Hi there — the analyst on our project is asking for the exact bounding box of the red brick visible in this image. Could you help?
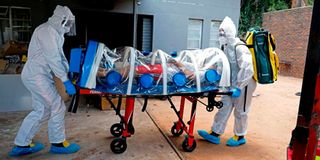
[262,6,312,78]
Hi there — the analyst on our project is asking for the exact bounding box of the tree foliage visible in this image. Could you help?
[239,0,291,35]
[308,0,314,5]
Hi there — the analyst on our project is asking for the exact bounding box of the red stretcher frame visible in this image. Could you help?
[68,88,230,154]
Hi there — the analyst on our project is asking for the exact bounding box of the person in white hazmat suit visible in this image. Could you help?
[9,5,80,156]
[197,16,257,147]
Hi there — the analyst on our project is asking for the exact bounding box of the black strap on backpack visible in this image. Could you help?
[235,42,247,52]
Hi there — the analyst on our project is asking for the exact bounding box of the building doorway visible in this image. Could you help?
[64,10,134,57]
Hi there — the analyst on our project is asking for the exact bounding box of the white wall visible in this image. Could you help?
[111,0,241,52]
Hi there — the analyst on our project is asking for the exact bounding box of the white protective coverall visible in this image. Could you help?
[14,5,75,146]
[211,16,257,136]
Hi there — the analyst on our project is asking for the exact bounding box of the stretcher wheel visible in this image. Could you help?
[110,123,123,137]
[171,122,183,137]
[216,101,223,109]
[182,137,197,152]
[110,138,127,154]
[206,106,214,112]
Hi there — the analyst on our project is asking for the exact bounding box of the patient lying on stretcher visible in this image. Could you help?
[95,46,226,90]
[79,42,229,94]
[96,62,202,80]
[96,56,220,89]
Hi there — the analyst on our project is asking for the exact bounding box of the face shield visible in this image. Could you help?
[218,29,228,47]
[62,16,76,36]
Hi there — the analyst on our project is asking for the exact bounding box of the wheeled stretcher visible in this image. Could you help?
[67,40,235,153]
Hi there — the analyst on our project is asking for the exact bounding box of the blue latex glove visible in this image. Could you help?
[63,80,76,95]
[231,88,241,98]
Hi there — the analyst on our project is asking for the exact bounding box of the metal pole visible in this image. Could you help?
[9,7,12,40]
[132,0,138,48]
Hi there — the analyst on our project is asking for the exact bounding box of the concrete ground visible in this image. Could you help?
[0,104,180,160]
[0,75,302,160]
[147,75,302,160]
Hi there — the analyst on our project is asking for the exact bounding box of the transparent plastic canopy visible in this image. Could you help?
[73,40,231,95]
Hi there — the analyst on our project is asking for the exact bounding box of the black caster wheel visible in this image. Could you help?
[216,101,223,109]
[171,122,183,137]
[110,123,124,137]
[182,137,197,152]
[206,106,214,112]
[110,138,127,154]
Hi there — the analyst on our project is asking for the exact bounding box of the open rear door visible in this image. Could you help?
[288,1,320,160]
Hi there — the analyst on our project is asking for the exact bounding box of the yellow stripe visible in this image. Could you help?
[63,140,70,147]
[245,32,258,81]
[233,135,239,141]
[267,34,277,81]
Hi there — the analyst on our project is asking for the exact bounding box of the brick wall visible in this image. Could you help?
[262,6,312,78]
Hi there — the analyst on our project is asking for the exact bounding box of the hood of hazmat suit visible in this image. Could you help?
[48,5,76,36]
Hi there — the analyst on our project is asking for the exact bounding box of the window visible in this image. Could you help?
[0,6,32,45]
[137,15,153,52]
[209,20,222,48]
[187,19,203,49]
